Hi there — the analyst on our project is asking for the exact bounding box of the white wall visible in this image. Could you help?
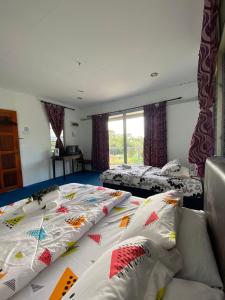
[64,108,81,148]
[80,83,199,166]
[167,100,199,165]
[0,87,81,186]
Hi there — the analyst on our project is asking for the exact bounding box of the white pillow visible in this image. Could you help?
[64,236,182,300]
[176,207,223,288]
[161,160,181,176]
[120,191,181,249]
[122,164,131,169]
[169,166,190,178]
[163,278,224,300]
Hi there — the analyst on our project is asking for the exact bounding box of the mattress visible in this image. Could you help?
[0,185,143,300]
[101,165,203,198]
[101,165,151,186]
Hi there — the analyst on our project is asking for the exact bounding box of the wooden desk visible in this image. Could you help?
[51,154,81,180]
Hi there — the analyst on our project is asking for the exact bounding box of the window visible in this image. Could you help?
[49,123,64,152]
[108,110,144,165]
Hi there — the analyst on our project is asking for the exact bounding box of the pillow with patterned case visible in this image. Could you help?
[64,236,182,300]
[161,160,181,176]
[119,190,182,250]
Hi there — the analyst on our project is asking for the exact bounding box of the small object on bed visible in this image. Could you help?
[31,185,59,204]
[22,186,61,213]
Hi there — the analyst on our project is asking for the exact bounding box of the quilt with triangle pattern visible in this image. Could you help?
[0,183,131,300]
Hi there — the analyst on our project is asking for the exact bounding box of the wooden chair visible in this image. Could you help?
[77,152,92,171]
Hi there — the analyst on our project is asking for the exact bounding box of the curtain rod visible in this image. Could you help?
[40,100,76,111]
[81,96,183,120]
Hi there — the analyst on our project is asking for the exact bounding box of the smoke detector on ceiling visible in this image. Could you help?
[150,72,159,77]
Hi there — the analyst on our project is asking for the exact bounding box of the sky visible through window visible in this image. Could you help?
[109,117,144,137]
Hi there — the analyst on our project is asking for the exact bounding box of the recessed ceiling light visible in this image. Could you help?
[150,72,159,77]
[76,60,82,66]
[77,97,83,100]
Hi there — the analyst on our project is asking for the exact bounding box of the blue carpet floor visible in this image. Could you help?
[0,171,101,207]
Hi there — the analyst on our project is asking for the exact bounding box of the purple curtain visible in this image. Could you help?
[188,0,219,177]
[144,102,167,167]
[92,113,109,171]
[44,103,65,153]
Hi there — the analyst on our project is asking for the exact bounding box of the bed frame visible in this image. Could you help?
[103,182,204,210]
[205,156,225,286]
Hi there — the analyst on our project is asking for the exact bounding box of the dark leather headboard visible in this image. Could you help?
[205,157,225,286]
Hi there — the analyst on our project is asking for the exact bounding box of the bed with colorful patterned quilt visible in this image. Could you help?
[0,182,223,300]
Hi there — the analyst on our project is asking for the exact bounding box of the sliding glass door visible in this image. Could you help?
[108,110,144,166]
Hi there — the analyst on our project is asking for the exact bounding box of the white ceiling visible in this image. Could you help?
[0,0,203,108]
